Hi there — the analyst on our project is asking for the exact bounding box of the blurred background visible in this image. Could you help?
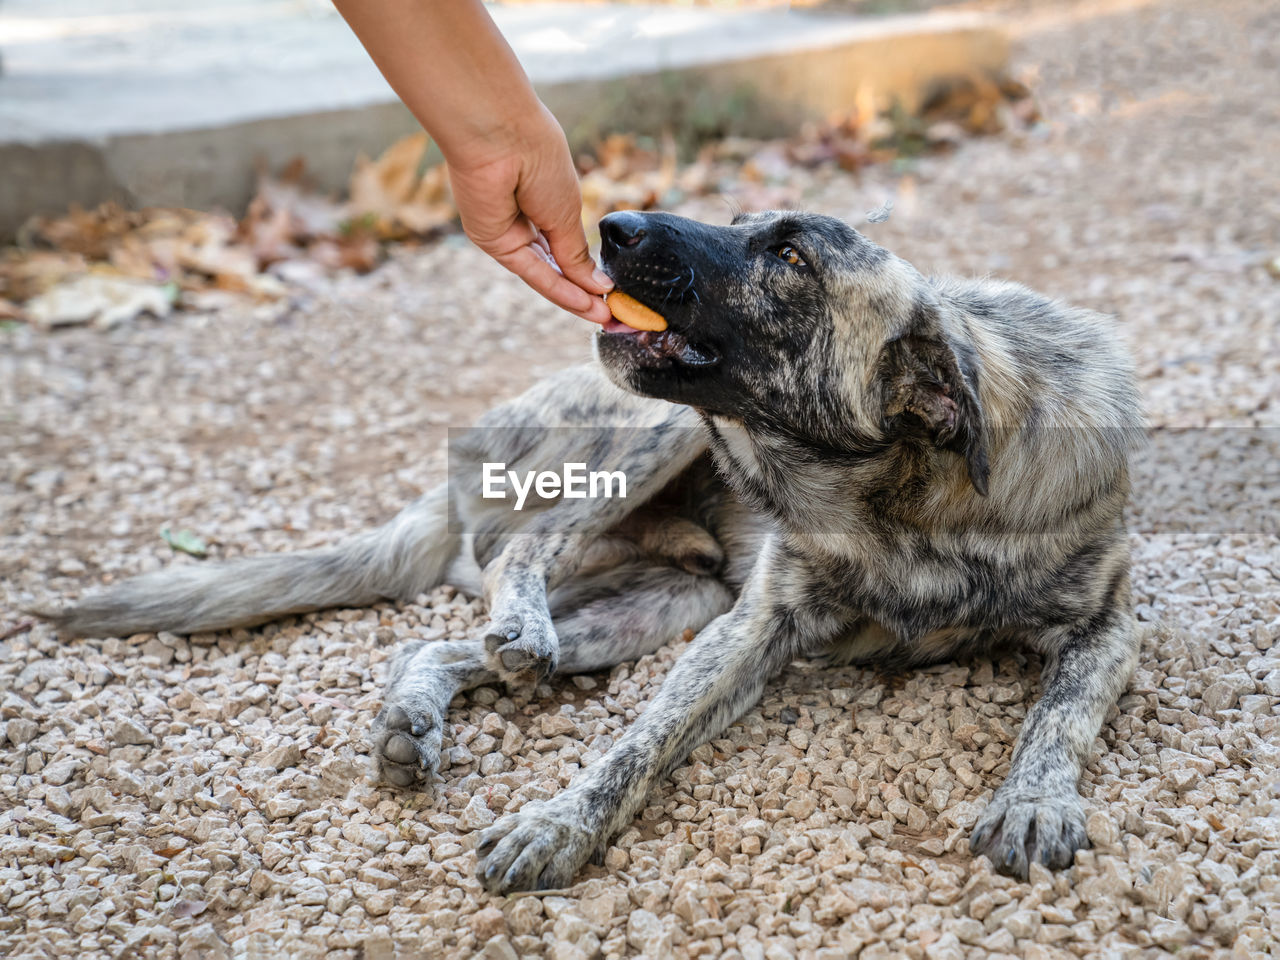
[0,0,1025,295]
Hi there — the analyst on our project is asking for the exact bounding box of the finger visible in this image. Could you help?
[528,226,611,323]
[493,242,610,324]
[508,134,613,297]
[542,217,613,298]
[465,210,609,323]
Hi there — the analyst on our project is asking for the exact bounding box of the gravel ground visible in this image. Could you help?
[3,0,1279,957]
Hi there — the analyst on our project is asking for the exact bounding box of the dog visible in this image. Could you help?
[46,209,1143,891]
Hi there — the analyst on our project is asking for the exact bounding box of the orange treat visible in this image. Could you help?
[605,291,667,332]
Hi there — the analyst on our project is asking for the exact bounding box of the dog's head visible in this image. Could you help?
[595,210,989,494]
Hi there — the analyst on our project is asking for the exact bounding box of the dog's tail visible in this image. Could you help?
[39,486,458,637]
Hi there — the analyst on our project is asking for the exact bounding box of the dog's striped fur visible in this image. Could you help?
[47,210,1142,890]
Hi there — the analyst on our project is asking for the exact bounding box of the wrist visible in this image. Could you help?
[439,98,562,171]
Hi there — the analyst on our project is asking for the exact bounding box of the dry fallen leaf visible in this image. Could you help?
[160,527,208,558]
[177,216,259,285]
[25,274,177,329]
[0,299,26,323]
[0,249,88,302]
[18,203,145,259]
[348,133,456,240]
[308,232,381,274]
[579,131,680,229]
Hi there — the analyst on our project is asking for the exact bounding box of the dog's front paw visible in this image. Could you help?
[482,605,559,681]
[970,790,1089,879]
[474,800,597,894]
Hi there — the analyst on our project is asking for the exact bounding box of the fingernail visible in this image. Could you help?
[592,268,614,290]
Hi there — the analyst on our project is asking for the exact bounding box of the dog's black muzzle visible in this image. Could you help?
[596,211,721,372]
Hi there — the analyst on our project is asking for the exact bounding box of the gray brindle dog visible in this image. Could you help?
[48,210,1142,890]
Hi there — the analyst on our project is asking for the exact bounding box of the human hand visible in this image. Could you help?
[447,103,613,325]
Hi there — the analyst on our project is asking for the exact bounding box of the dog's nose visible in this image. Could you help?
[600,210,649,254]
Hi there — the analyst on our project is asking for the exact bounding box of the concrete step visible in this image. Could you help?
[0,1,1008,237]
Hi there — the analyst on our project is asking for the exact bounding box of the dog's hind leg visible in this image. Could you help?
[370,637,497,787]
[969,583,1139,879]
[549,562,735,671]
[371,563,733,787]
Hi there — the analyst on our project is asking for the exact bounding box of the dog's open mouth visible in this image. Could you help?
[601,321,719,367]
[595,212,720,372]
[600,286,717,367]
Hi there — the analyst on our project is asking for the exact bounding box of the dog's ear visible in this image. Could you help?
[881,318,990,495]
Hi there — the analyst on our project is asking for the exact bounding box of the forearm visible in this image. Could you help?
[333,0,612,323]
[332,0,541,164]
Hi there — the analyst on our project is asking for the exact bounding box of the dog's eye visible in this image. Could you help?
[774,245,807,267]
